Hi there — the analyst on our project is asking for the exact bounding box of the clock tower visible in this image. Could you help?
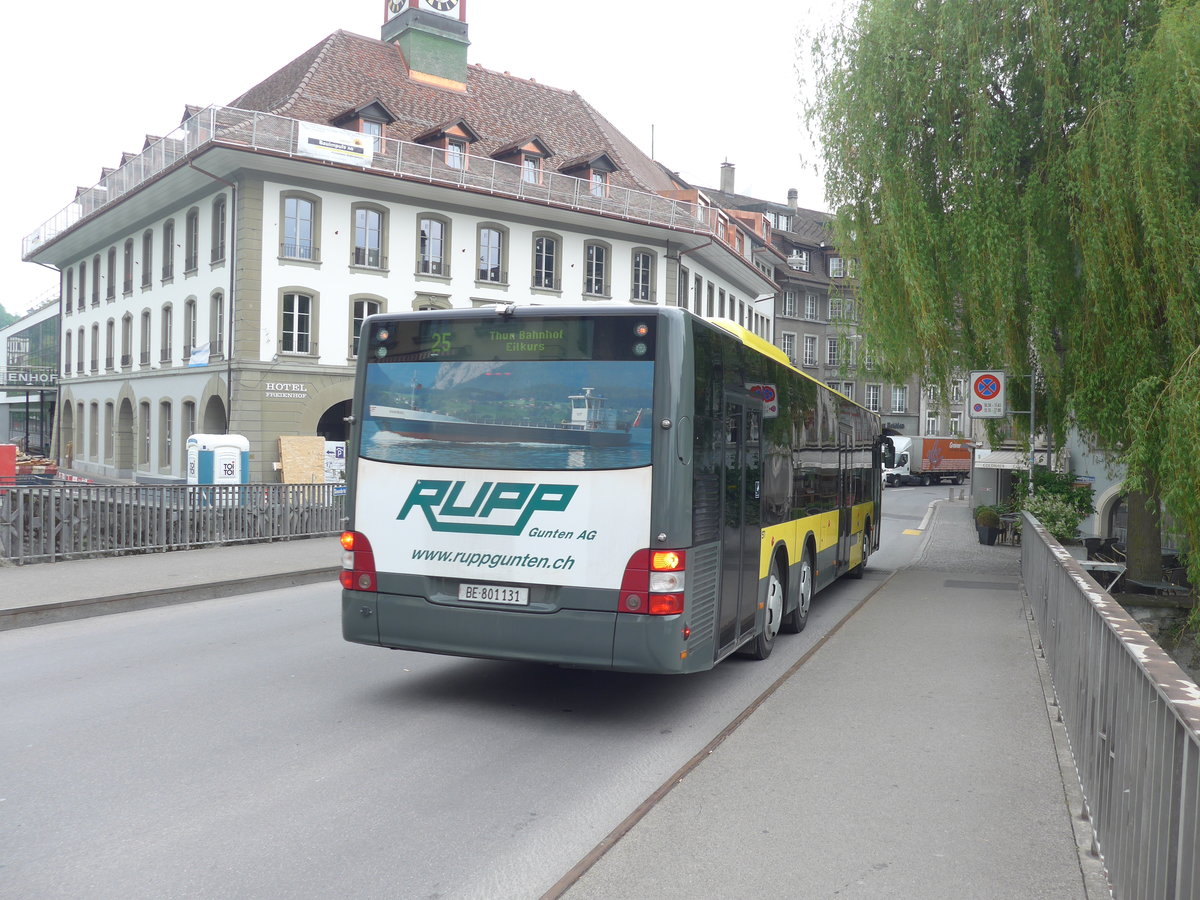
[382,0,470,90]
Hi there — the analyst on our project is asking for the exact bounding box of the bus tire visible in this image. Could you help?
[748,555,785,659]
[783,551,812,634]
[849,526,870,579]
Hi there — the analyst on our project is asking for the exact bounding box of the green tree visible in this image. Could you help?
[806,0,1200,590]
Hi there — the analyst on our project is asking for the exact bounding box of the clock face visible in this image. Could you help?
[422,0,459,12]
[388,0,405,13]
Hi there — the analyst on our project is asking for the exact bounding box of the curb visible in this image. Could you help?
[0,567,340,631]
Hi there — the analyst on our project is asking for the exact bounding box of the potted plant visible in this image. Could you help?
[975,505,1001,545]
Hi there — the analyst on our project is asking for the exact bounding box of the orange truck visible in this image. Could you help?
[883,436,973,486]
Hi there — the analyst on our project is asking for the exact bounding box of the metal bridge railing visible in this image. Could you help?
[0,483,344,565]
[1021,511,1199,899]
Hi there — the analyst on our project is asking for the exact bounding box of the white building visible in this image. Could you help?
[23,1,775,482]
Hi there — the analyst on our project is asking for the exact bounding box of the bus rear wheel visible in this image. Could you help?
[783,552,812,634]
[748,556,785,659]
[849,528,870,579]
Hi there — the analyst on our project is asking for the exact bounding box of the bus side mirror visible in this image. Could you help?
[881,438,896,468]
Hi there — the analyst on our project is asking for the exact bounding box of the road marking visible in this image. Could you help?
[903,529,923,535]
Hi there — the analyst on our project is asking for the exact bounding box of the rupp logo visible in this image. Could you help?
[398,479,577,535]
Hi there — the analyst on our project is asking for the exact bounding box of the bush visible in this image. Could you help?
[974,505,1001,528]
[1024,492,1086,543]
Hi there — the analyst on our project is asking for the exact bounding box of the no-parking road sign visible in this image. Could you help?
[969,370,1007,418]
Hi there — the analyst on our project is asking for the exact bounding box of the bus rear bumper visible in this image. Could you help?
[342,590,697,673]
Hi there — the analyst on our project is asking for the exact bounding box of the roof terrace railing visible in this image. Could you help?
[24,106,722,259]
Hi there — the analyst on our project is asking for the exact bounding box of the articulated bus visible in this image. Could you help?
[341,304,888,674]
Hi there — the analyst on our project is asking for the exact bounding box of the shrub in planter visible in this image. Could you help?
[975,505,1001,544]
[1023,492,1086,543]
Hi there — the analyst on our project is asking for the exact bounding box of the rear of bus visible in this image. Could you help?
[341,306,691,673]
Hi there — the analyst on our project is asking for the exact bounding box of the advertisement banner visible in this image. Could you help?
[353,458,652,589]
[296,122,374,168]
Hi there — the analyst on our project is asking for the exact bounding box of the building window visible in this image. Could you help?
[139,311,151,366]
[706,282,715,317]
[105,319,115,370]
[162,220,175,280]
[106,248,117,300]
[210,292,225,360]
[185,208,199,272]
[951,379,965,403]
[90,324,99,372]
[803,294,818,320]
[802,334,817,367]
[446,138,467,170]
[892,385,908,414]
[91,255,101,305]
[104,402,114,461]
[89,403,99,460]
[64,330,72,375]
[926,413,939,434]
[281,292,313,355]
[78,261,88,311]
[139,401,151,466]
[522,157,542,184]
[351,298,382,357]
[64,269,74,314]
[692,274,703,315]
[282,194,318,261]
[159,402,173,470]
[160,304,173,363]
[829,256,845,278]
[584,241,610,296]
[141,231,153,288]
[417,215,449,276]
[830,297,843,321]
[631,249,655,302]
[782,290,797,318]
[477,225,506,283]
[182,401,196,465]
[826,336,839,367]
[353,205,385,268]
[780,332,797,364]
[533,233,560,290]
[788,249,809,271]
[121,315,133,367]
[183,299,197,359]
[590,171,608,198]
[123,240,134,293]
[76,327,85,373]
[949,413,962,435]
[211,196,227,263]
[866,383,882,412]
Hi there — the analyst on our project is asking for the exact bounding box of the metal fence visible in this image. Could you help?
[1021,511,1200,899]
[0,483,344,565]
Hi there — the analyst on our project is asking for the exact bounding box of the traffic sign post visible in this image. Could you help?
[968,370,1006,418]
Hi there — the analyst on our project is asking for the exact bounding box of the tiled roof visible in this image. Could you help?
[226,29,679,195]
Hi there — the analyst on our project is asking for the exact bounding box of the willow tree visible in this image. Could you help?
[806,0,1200,588]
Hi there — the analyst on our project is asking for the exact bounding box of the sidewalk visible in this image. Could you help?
[0,536,341,630]
[558,499,1110,899]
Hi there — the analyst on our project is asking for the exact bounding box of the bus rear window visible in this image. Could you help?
[360,315,654,470]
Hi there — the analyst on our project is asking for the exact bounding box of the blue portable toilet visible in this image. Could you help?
[187,433,250,504]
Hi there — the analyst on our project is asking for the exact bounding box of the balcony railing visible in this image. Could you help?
[24,106,724,259]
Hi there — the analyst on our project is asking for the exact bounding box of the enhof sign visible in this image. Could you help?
[968,370,1006,419]
[3,367,58,388]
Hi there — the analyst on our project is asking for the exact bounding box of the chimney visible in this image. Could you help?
[720,161,735,194]
[787,188,798,210]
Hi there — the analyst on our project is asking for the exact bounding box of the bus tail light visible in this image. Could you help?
[619,548,686,615]
[340,531,377,592]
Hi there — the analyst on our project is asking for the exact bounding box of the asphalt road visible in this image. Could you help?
[0,487,943,899]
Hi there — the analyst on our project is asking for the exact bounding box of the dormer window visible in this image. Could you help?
[333,100,397,155]
[590,171,608,198]
[361,120,383,153]
[447,139,467,170]
[522,157,543,184]
[788,250,810,272]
